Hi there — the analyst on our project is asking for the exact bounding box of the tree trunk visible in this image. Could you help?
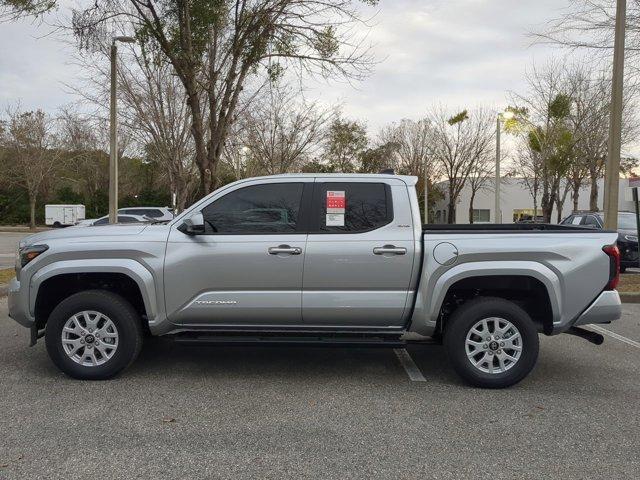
[468,191,476,224]
[556,199,563,223]
[184,81,210,195]
[29,195,36,230]
[589,173,599,211]
[447,200,456,224]
[572,183,580,212]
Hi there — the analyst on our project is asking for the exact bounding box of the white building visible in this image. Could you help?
[432,177,638,224]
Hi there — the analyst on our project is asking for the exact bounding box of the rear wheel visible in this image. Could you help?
[45,290,143,380]
[444,297,539,388]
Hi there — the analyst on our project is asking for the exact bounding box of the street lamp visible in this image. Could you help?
[109,35,136,224]
[494,110,514,224]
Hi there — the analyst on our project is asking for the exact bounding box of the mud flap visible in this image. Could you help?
[30,325,44,347]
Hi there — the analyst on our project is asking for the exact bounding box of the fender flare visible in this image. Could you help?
[411,261,561,335]
[29,259,158,323]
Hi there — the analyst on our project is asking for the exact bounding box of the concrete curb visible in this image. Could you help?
[620,292,640,303]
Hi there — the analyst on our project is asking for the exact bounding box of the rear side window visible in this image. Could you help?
[584,215,600,227]
[201,183,304,234]
[314,182,392,233]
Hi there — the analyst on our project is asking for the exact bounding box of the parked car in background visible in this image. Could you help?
[118,206,174,222]
[45,204,85,227]
[74,214,149,227]
[560,211,639,272]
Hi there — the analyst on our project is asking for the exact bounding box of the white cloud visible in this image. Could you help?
[0,0,585,133]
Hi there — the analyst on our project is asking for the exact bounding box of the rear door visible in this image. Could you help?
[63,207,74,225]
[302,179,416,327]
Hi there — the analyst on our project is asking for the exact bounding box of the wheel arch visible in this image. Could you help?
[410,261,561,336]
[31,260,157,329]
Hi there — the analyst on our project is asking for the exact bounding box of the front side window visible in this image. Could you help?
[201,183,304,234]
[315,182,391,233]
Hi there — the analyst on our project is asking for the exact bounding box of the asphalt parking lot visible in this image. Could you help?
[0,299,639,479]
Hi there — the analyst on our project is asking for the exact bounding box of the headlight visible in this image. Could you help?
[624,234,638,242]
[17,244,49,269]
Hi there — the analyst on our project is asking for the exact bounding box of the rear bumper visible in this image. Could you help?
[572,290,622,328]
[7,277,34,329]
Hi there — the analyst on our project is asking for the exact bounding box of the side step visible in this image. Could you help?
[173,334,407,348]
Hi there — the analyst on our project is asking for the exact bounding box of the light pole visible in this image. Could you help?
[603,0,627,230]
[495,110,514,224]
[109,35,136,224]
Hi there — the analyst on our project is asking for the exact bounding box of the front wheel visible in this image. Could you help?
[45,290,143,380]
[444,297,539,388]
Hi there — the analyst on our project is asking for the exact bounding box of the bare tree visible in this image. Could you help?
[467,155,494,224]
[0,108,60,229]
[378,118,439,220]
[510,62,579,223]
[427,107,495,224]
[4,0,380,194]
[510,146,543,218]
[118,49,198,212]
[242,84,333,175]
[533,1,640,77]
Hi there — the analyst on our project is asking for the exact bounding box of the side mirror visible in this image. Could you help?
[178,212,205,235]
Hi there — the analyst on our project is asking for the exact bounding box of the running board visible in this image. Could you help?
[172,334,407,348]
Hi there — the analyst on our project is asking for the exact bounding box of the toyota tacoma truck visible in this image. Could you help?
[7,174,622,388]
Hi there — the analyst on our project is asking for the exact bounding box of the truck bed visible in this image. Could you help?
[423,223,611,233]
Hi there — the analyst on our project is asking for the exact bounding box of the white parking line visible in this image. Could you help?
[394,348,426,382]
[589,325,640,350]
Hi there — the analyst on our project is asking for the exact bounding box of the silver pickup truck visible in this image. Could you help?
[8,173,622,388]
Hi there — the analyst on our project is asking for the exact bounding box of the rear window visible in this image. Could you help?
[314,182,392,233]
[121,208,164,218]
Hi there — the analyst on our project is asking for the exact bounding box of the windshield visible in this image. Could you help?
[599,213,639,229]
[618,214,638,230]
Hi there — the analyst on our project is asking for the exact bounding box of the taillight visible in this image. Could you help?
[602,244,620,290]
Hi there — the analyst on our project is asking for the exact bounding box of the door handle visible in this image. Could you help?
[268,245,302,255]
[373,245,407,255]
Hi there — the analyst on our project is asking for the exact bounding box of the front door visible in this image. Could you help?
[302,180,416,328]
[164,179,312,327]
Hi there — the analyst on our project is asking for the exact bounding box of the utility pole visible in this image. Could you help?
[108,36,136,224]
[603,0,627,230]
[494,115,501,224]
[108,42,118,224]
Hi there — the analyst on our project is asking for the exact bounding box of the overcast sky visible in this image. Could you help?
[0,0,580,133]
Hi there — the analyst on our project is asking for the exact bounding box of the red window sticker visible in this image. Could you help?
[327,191,345,213]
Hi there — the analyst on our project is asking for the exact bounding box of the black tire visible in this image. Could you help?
[620,266,627,274]
[444,297,539,388]
[45,290,143,380]
[53,221,61,228]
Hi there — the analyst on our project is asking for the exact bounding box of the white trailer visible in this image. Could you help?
[45,204,86,227]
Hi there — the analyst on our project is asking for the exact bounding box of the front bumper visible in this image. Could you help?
[7,277,34,329]
[573,290,622,327]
